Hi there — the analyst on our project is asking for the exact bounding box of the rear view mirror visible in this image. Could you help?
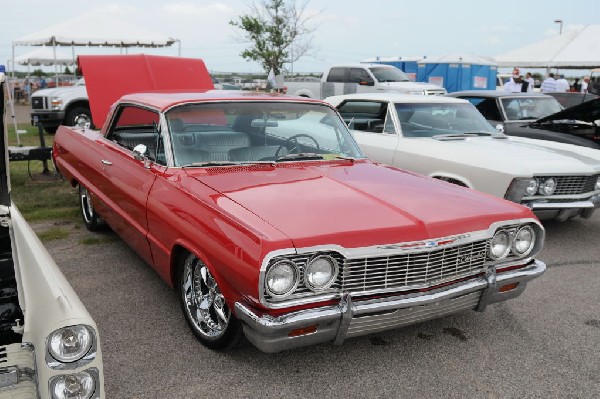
[495,124,505,133]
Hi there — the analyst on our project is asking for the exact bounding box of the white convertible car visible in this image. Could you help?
[325,93,600,221]
[1,74,104,398]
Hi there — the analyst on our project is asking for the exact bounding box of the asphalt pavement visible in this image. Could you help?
[39,212,600,398]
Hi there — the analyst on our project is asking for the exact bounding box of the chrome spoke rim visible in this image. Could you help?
[182,254,230,340]
[80,187,93,223]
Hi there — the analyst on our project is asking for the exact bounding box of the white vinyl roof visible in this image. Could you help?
[12,10,177,47]
[15,47,75,66]
[494,25,600,68]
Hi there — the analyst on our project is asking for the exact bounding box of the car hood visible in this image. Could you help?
[182,160,531,249]
[534,97,600,123]
[410,135,600,174]
[30,84,87,98]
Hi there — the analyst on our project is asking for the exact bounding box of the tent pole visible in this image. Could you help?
[52,37,58,80]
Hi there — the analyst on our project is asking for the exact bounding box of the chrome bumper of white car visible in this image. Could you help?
[235,260,546,353]
[525,194,600,221]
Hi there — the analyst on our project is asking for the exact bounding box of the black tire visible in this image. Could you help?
[177,252,242,350]
[66,106,94,129]
[79,185,106,231]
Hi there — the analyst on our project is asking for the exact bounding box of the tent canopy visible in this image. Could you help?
[15,47,75,66]
[494,25,600,69]
[12,10,177,47]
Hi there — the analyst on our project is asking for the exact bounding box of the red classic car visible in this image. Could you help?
[53,55,546,353]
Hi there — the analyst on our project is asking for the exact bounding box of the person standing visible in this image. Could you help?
[540,73,558,93]
[524,72,535,92]
[555,74,570,92]
[504,68,524,92]
[581,76,590,93]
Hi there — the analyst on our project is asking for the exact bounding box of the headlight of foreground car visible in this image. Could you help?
[595,176,600,191]
[304,255,339,291]
[49,369,98,399]
[48,325,94,364]
[538,177,557,195]
[489,224,538,260]
[265,260,299,298]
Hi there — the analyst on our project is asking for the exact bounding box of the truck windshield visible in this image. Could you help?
[369,67,412,83]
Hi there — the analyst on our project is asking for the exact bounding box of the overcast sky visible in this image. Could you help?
[1,0,599,74]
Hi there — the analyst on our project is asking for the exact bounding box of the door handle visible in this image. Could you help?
[101,160,113,166]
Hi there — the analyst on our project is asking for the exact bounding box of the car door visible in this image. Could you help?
[337,100,399,165]
[94,104,166,266]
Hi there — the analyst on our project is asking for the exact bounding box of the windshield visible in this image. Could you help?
[500,97,562,121]
[369,67,411,82]
[395,102,497,137]
[166,102,364,166]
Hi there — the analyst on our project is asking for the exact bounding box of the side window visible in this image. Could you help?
[107,106,165,165]
[337,101,386,133]
[464,97,502,121]
[326,68,347,83]
[348,68,373,84]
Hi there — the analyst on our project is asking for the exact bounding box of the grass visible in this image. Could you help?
[37,228,70,242]
[8,124,79,222]
[79,236,117,245]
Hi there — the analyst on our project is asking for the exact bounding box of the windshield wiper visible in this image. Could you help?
[433,132,493,140]
[184,161,240,167]
[276,153,325,162]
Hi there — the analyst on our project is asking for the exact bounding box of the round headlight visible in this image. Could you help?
[50,371,96,399]
[595,176,600,191]
[512,225,536,257]
[490,230,511,259]
[266,260,299,297]
[538,177,557,195]
[525,178,539,196]
[305,255,339,291]
[48,326,93,363]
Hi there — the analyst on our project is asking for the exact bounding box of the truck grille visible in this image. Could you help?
[31,97,45,110]
[424,89,446,96]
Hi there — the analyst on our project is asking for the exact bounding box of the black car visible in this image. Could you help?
[547,92,598,109]
[448,90,600,149]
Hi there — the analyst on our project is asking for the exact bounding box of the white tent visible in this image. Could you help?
[11,10,180,75]
[15,47,74,66]
[494,25,600,69]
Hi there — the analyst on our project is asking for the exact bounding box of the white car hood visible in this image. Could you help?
[407,136,600,175]
[31,84,87,98]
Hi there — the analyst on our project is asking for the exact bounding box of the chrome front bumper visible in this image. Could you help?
[524,193,600,221]
[235,260,546,353]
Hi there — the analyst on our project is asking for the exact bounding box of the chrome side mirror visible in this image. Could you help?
[594,119,600,127]
[132,144,147,161]
[495,123,505,134]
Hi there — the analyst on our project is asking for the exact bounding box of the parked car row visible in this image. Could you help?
[51,55,549,356]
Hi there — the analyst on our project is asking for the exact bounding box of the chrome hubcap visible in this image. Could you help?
[80,187,94,223]
[182,254,230,340]
[73,114,91,129]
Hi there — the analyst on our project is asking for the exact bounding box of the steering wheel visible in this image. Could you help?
[275,134,320,158]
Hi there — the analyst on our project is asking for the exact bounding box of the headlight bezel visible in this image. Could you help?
[488,223,542,262]
[46,325,97,370]
[304,255,339,292]
[265,259,300,299]
[525,178,539,196]
[512,225,536,257]
[538,177,557,196]
[489,230,512,260]
[49,368,99,399]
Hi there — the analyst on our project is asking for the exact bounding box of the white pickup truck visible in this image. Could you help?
[285,64,446,99]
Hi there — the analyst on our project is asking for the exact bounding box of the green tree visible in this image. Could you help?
[230,0,317,75]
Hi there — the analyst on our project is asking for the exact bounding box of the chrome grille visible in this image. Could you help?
[341,240,488,292]
[551,175,599,195]
[424,89,446,96]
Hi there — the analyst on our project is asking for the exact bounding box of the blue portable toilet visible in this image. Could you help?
[362,56,424,81]
[416,54,497,92]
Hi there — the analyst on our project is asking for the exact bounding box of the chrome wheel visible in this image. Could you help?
[181,254,231,340]
[78,185,105,231]
[73,113,92,129]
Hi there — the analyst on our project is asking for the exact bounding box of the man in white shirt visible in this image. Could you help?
[524,72,535,92]
[504,68,525,93]
[540,73,558,93]
[555,74,570,92]
[581,76,590,93]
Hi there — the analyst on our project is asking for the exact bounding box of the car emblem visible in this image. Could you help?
[377,234,470,251]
